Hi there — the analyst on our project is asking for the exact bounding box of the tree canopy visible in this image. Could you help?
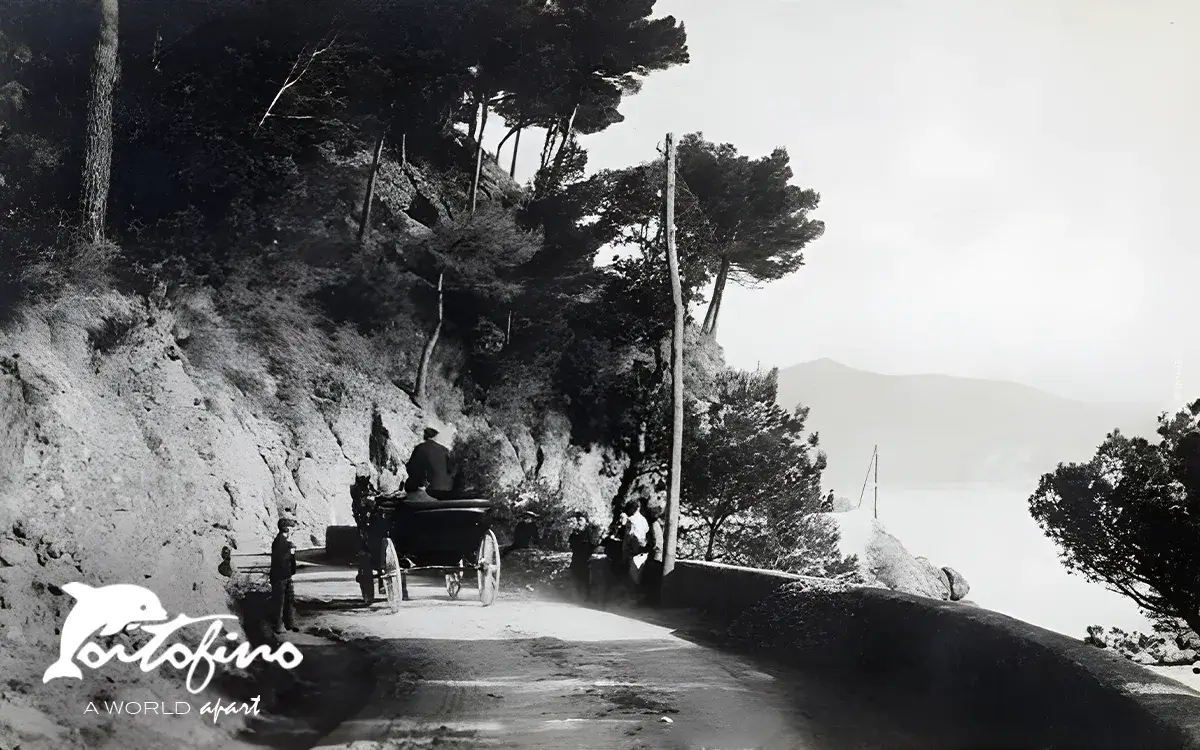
[1029,400,1200,635]
[679,368,853,576]
[0,0,844,580]
[670,134,826,335]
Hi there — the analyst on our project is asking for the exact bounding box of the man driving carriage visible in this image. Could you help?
[347,428,504,609]
[351,425,459,583]
[405,427,458,499]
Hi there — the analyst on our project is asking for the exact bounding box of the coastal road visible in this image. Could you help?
[275,564,947,750]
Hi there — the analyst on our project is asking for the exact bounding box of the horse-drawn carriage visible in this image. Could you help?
[355,491,502,613]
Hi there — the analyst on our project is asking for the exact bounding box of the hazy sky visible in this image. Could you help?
[495,0,1199,406]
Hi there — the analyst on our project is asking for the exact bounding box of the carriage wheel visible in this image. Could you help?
[383,539,402,614]
[477,530,500,607]
[356,551,375,605]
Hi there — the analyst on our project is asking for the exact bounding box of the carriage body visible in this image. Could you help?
[390,499,495,567]
[359,494,501,610]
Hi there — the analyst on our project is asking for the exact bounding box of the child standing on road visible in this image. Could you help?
[270,517,300,634]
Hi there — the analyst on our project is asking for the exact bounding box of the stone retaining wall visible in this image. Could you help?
[663,560,1200,750]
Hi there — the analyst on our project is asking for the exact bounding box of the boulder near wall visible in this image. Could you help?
[0,287,607,747]
[823,508,970,601]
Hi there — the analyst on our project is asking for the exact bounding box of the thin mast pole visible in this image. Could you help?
[873,444,879,519]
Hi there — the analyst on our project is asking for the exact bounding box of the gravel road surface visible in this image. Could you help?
[265,562,947,750]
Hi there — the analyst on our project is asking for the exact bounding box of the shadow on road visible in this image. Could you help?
[233,639,377,750]
[599,600,1199,750]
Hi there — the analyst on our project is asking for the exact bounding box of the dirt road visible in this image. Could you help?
[257,563,949,750]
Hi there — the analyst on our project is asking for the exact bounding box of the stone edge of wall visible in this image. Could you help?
[662,559,1200,749]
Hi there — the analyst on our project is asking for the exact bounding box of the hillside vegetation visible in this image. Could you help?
[0,2,853,745]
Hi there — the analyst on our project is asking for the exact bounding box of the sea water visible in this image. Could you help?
[867,484,1152,637]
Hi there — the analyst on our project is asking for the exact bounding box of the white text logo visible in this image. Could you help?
[43,582,302,694]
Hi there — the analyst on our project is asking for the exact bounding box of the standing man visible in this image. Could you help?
[270,518,299,634]
[567,512,597,601]
[622,498,649,589]
[641,504,665,606]
[405,427,457,499]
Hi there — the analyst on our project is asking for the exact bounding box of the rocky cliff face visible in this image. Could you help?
[0,285,615,747]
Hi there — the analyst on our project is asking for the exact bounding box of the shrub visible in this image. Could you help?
[492,478,573,552]
[453,430,508,499]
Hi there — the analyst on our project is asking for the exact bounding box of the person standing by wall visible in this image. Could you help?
[622,498,649,591]
[601,507,628,607]
[641,504,665,606]
[270,518,299,634]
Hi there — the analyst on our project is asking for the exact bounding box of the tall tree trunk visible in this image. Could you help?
[510,127,521,178]
[469,102,488,214]
[81,0,120,245]
[701,256,730,335]
[547,103,579,184]
[504,310,512,347]
[705,283,726,336]
[663,133,684,583]
[415,271,444,407]
[357,132,386,246]
[540,121,558,171]
[704,524,717,562]
[466,92,482,142]
[400,132,407,167]
[496,125,520,164]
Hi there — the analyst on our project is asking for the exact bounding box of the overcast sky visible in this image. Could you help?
[496,0,1198,407]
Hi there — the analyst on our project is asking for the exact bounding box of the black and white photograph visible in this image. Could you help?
[1,0,1199,747]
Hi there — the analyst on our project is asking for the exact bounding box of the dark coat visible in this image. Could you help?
[569,529,597,568]
[405,439,456,493]
[270,532,296,581]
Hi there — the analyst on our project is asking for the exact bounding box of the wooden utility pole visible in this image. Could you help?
[873,445,879,519]
[662,133,684,581]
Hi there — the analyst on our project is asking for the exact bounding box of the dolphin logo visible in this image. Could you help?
[43,582,169,683]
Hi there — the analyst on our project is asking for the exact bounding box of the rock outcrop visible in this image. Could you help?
[1085,625,1200,667]
[943,566,971,601]
[823,508,970,602]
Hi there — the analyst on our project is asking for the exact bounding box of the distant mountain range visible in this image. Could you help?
[775,359,1162,492]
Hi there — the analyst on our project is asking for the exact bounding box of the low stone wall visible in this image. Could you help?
[663,560,1200,750]
[660,559,833,617]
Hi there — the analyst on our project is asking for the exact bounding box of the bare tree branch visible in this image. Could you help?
[255,34,338,131]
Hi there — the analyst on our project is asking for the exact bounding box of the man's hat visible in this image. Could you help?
[278,518,298,530]
[423,427,439,440]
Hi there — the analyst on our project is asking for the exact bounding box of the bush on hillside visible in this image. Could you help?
[492,478,573,551]
[453,431,510,499]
